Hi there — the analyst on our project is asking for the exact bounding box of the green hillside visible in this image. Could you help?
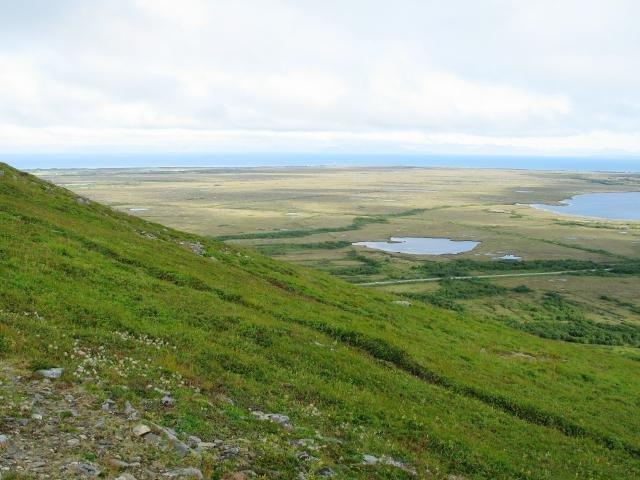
[1,162,639,479]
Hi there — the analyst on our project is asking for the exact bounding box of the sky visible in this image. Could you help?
[1,0,640,157]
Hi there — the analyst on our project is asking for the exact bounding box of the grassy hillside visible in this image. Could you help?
[1,162,639,479]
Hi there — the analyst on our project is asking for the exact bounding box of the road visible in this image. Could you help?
[357,269,610,286]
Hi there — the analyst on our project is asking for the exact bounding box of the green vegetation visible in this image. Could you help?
[503,293,640,346]
[412,258,604,277]
[3,163,640,478]
[256,240,352,255]
[216,208,427,240]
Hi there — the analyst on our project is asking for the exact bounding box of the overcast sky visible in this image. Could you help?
[1,0,639,156]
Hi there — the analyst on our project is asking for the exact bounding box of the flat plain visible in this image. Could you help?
[34,166,640,348]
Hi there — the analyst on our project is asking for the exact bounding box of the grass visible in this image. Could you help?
[216,209,427,241]
[3,162,640,478]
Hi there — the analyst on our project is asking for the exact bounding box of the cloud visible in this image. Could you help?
[0,1,638,155]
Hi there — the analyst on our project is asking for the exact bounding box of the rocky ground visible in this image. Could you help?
[0,361,251,479]
[0,358,419,479]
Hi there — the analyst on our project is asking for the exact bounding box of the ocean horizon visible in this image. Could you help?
[3,153,640,172]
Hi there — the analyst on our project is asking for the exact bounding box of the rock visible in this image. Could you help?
[107,458,131,469]
[362,454,378,465]
[392,300,412,306]
[125,401,140,420]
[195,441,218,451]
[188,242,205,256]
[31,412,43,420]
[101,398,116,411]
[76,197,91,205]
[133,424,152,436]
[296,451,316,462]
[161,426,178,439]
[317,467,336,477]
[218,445,240,460]
[36,367,64,379]
[186,435,202,448]
[362,454,417,475]
[67,438,80,447]
[116,474,138,480]
[172,440,190,456]
[71,462,101,477]
[251,410,291,427]
[164,467,204,479]
[161,395,175,407]
[143,432,162,445]
[0,434,9,445]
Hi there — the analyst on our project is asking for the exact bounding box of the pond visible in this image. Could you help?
[353,237,479,255]
[530,192,640,221]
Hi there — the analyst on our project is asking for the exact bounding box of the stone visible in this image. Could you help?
[107,459,125,468]
[71,462,101,477]
[251,410,291,427]
[143,433,162,445]
[172,440,190,456]
[101,398,116,411]
[161,395,175,407]
[392,300,412,306]
[317,467,336,477]
[186,435,202,448]
[195,441,217,451]
[31,413,43,420]
[296,451,315,462]
[36,368,64,379]
[116,474,138,480]
[76,197,91,205]
[164,467,204,479]
[162,426,178,438]
[218,446,240,460]
[0,434,9,445]
[67,438,80,447]
[362,454,379,465]
[132,424,152,437]
[191,243,206,255]
[125,401,140,420]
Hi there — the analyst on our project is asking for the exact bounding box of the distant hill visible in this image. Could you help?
[1,162,639,479]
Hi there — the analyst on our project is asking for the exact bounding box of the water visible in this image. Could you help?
[353,237,479,255]
[496,254,522,260]
[530,192,640,221]
[5,153,640,172]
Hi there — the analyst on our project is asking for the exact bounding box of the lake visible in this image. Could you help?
[353,237,479,255]
[530,191,640,221]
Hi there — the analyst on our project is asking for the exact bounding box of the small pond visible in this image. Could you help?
[530,192,640,221]
[353,237,479,255]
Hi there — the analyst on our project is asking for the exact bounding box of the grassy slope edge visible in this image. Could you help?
[1,162,639,479]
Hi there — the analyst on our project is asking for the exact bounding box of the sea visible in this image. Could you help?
[3,153,640,172]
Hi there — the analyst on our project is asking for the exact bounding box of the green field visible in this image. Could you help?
[2,162,639,478]
[34,166,640,346]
